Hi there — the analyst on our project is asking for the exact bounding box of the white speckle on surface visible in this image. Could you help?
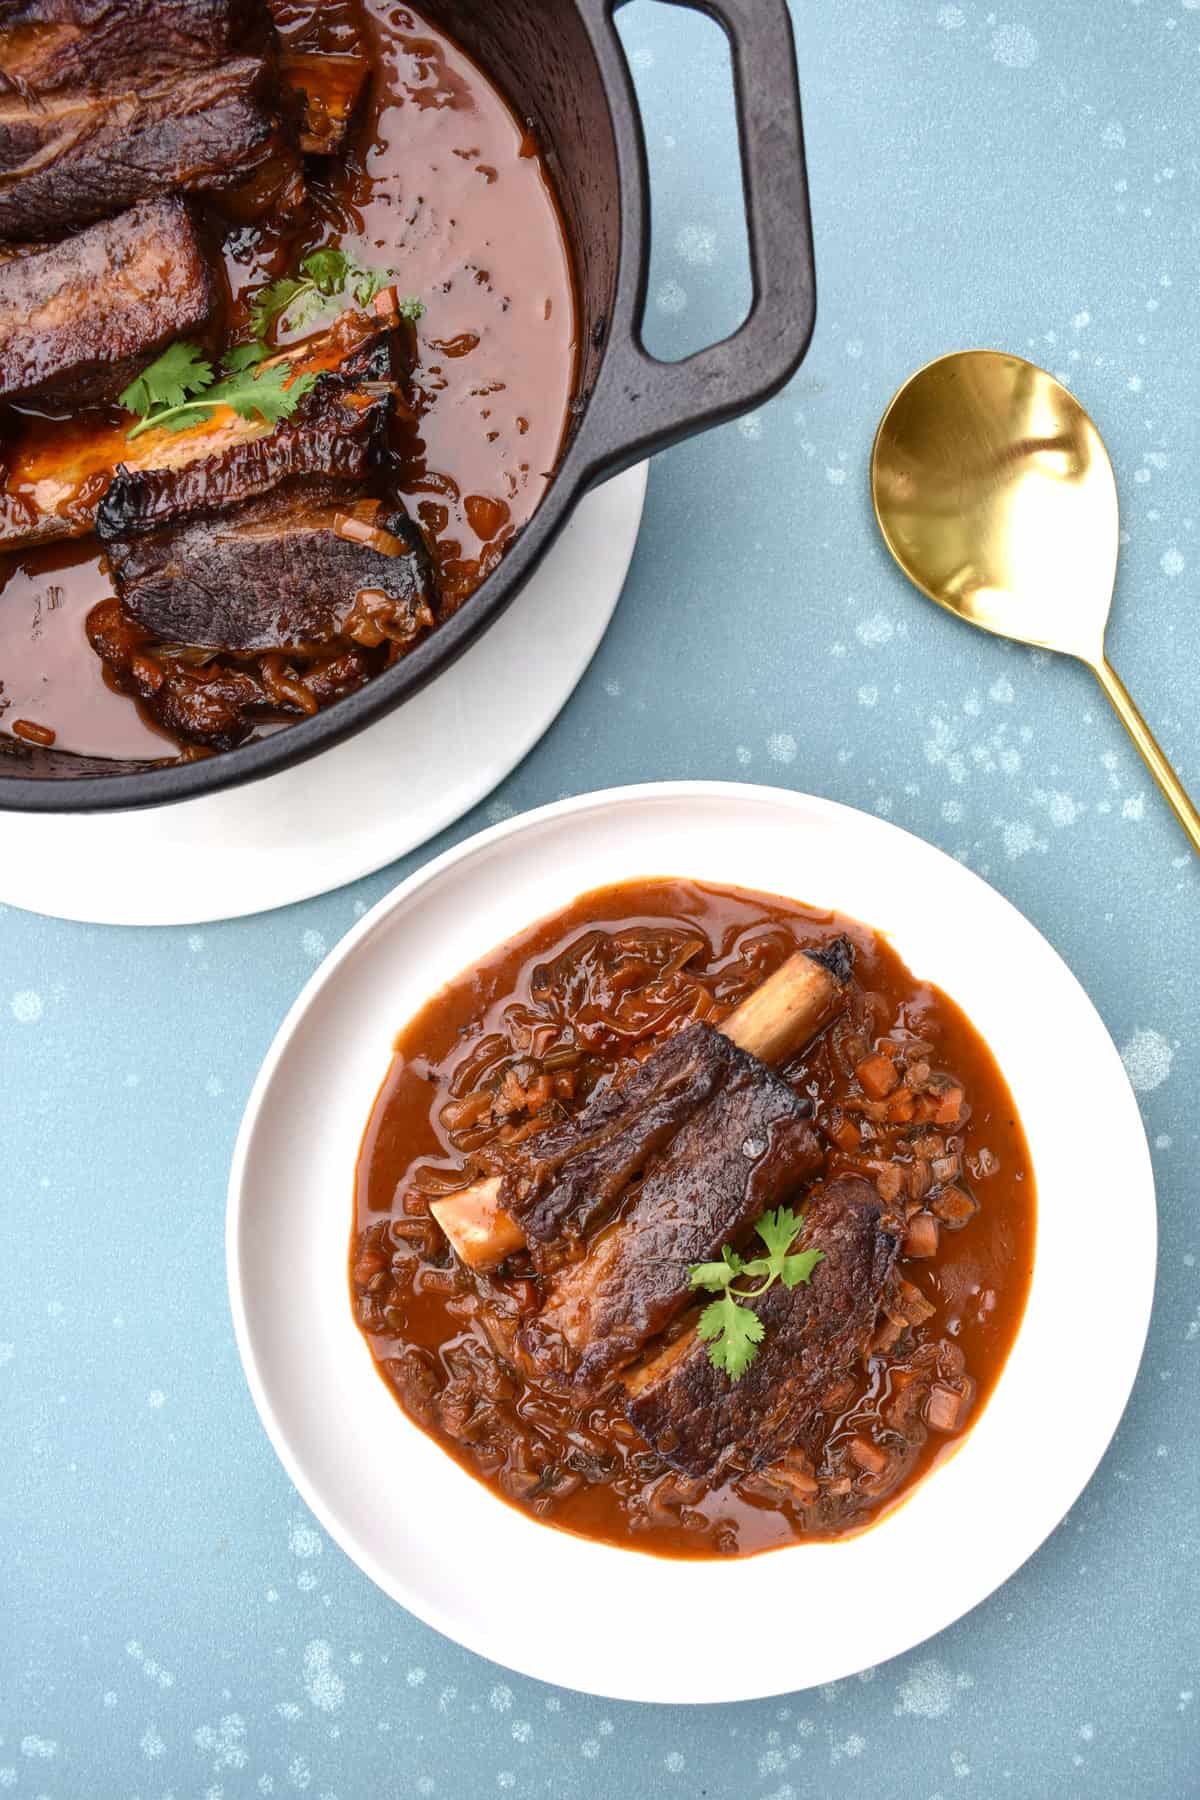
[951,1749,971,1778]
[581,1739,601,1760]
[1103,121,1127,149]
[1122,794,1146,821]
[825,465,847,485]
[738,413,763,440]
[1157,1135,1172,1150]
[302,929,326,960]
[942,800,964,824]
[489,1685,514,1713]
[856,612,894,647]
[0,1772,16,1790]
[147,1388,165,1409]
[735,744,752,765]
[1161,547,1185,577]
[676,223,716,265]
[1120,1028,1174,1092]
[289,1522,322,1559]
[602,677,621,697]
[303,1641,345,1714]
[187,932,205,951]
[102,1692,117,1708]
[1045,790,1081,827]
[937,3,965,26]
[288,1754,311,1790]
[845,339,863,358]
[857,685,879,707]
[141,1727,166,1760]
[998,819,1046,859]
[1072,309,1091,329]
[766,732,797,764]
[20,1739,56,1760]
[296,1569,318,1591]
[10,990,43,1023]
[0,1344,14,1368]
[277,1702,302,1720]
[629,44,653,68]
[894,1659,956,1719]
[511,1720,532,1743]
[832,1734,866,1763]
[664,1751,686,1774]
[194,1715,248,1773]
[204,1074,224,1097]
[497,1776,515,1792]
[988,675,1014,704]
[406,1666,426,1687]
[991,23,1038,66]
[655,279,687,315]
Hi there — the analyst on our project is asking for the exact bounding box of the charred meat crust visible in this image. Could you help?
[0,0,270,95]
[520,1026,823,1391]
[0,56,300,241]
[495,1023,757,1259]
[0,196,220,405]
[95,331,436,657]
[623,1176,902,1480]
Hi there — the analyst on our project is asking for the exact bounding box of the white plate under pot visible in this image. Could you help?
[0,466,647,927]
[227,781,1156,1702]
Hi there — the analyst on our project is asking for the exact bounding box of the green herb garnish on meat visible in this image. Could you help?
[118,346,317,440]
[247,246,423,339]
[689,1206,824,1382]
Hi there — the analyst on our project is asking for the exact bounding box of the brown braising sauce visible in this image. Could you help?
[0,1,577,757]
[352,880,1037,1560]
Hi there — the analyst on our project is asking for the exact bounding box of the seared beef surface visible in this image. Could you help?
[0,197,218,405]
[96,325,435,656]
[0,0,265,94]
[518,1024,822,1390]
[624,1176,901,1480]
[0,56,298,241]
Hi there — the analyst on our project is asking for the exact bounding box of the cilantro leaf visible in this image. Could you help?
[689,1243,743,1292]
[686,1205,818,1382]
[221,339,271,374]
[397,295,425,322]
[117,340,213,418]
[301,246,351,293]
[696,1293,764,1382]
[780,1248,824,1289]
[206,362,317,428]
[755,1205,805,1269]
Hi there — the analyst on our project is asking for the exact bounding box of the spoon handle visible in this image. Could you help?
[1092,656,1200,855]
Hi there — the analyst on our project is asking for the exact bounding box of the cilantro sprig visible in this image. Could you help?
[118,245,425,440]
[247,246,424,340]
[118,347,317,441]
[689,1206,824,1382]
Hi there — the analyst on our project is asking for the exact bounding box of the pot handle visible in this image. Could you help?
[578,0,816,485]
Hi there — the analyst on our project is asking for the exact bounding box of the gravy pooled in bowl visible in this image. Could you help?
[352,878,1036,1559]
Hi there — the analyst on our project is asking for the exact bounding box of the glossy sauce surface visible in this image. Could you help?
[353,880,1037,1559]
[0,1,577,757]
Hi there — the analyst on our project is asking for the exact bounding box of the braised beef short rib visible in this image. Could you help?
[0,198,220,406]
[513,1023,823,1390]
[96,325,435,658]
[0,55,300,241]
[0,0,270,94]
[624,1177,901,1479]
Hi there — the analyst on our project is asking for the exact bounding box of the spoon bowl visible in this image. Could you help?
[871,349,1199,854]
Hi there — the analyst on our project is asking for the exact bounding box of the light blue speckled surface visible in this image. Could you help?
[2,3,1198,1794]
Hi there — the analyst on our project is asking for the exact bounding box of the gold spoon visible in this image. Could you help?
[871,348,1200,854]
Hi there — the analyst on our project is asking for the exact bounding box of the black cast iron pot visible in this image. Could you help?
[0,0,815,813]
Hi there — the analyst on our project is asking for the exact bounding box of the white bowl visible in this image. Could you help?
[227,782,1155,1702]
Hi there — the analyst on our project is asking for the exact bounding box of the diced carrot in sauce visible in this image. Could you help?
[874,1163,904,1204]
[885,1087,916,1123]
[904,1212,939,1258]
[925,1385,964,1432]
[824,1114,862,1152]
[931,1186,978,1227]
[847,1435,888,1476]
[933,1085,965,1126]
[855,1053,900,1099]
